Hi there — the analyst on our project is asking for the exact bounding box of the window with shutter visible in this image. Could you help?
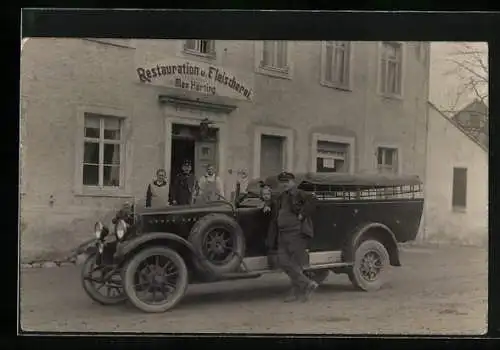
[260,41,289,71]
[83,113,124,188]
[322,41,351,88]
[316,141,349,173]
[184,40,216,57]
[380,42,403,96]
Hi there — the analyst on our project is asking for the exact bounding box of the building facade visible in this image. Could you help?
[424,103,488,246]
[20,39,430,261]
[451,99,489,149]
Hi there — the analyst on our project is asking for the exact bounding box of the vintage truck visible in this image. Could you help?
[76,172,424,313]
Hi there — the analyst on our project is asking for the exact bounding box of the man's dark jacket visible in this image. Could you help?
[170,172,196,205]
[264,188,316,249]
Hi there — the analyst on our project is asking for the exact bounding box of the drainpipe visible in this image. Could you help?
[421,43,432,243]
[361,43,372,174]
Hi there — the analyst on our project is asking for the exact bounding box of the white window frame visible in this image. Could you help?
[374,143,402,175]
[320,41,353,90]
[253,126,294,179]
[254,41,293,79]
[311,133,355,174]
[183,40,217,59]
[74,105,132,198]
[378,41,405,99]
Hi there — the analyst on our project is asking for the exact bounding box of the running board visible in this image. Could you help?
[216,262,353,281]
[215,271,263,281]
[303,262,353,271]
[254,261,353,274]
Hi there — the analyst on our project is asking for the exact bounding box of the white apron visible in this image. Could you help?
[149,181,170,208]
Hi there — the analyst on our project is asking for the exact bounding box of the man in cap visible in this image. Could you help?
[271,171,318,302]
[170,160,196,205]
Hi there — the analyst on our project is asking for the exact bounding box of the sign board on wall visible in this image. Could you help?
[136,57,254,101]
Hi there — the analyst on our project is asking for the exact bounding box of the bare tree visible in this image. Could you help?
[441,43,488,118]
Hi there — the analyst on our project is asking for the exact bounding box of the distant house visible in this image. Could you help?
[424,102,488,246]
[451,99,488,148]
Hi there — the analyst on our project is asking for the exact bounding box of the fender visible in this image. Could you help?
[115,232,200,261]
[69,238,98,259]
[342,222,401,267]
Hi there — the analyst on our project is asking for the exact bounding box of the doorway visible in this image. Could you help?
[170,138,195,182]
[260,134,285,179]
[170,123,218,184]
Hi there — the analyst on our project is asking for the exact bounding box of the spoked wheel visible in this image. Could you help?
[348,239,390,291]
[81,253,127,305]
[122,247,188,313]
[202,228,236,266]
[188,213,246,275]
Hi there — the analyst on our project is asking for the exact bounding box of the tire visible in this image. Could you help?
[348,239,390,292]
[122,246,189,313]
[81,253,127,305]
[188,213,246,275]
[304,269,330,285]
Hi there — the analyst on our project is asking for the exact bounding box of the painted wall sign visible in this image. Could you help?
[136,58,253,101]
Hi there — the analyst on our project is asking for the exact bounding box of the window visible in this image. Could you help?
[316,141,349,173]
[83,114,123,188]
[184,40,216,57]
[377,147,398,174]
[468,113,483,129]
[452,167,467,209]
[380,42,403,96]
[322,41,351,88]
[261,41,289,71]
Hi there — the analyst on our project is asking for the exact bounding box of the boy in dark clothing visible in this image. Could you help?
[265,171,317,302]
[170,160,196,205]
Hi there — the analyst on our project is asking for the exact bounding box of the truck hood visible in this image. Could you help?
[136,201,234,217]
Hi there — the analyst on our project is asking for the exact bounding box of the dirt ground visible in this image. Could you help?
[19,245,488,335]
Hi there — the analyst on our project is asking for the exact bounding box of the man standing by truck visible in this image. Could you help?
[271,171,318,302]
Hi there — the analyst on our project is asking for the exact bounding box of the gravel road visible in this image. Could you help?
[19,245,487,334]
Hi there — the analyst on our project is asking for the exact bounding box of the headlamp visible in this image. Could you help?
[116,219,127,240]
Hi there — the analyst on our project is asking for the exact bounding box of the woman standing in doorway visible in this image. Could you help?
[195,164,224,203]
[145,168,170,208]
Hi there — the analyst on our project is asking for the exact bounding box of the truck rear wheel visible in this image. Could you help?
[348,239,390,292]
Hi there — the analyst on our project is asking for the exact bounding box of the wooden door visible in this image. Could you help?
[260,135,284,178]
